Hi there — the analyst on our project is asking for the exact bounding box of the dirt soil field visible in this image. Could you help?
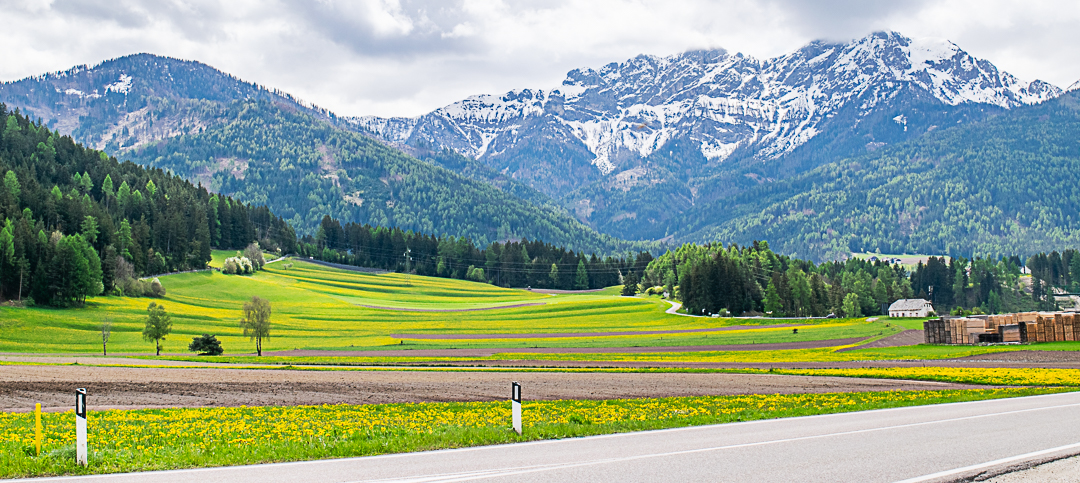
[0,365,985,412]
[837,330,925,351]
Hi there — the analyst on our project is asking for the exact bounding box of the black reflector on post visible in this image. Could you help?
[76,388,86,419]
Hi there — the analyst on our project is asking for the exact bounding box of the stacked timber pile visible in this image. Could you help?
[924,312,1080,344]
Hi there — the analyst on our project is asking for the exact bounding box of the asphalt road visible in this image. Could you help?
[16,392,1080,483]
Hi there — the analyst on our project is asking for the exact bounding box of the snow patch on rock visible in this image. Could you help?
[105,74,133,94]
[355,30,1063,178]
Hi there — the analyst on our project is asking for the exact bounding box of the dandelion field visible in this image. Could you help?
[773,367,1080,387]
[0,388,1065,479]
[0,258,892,355]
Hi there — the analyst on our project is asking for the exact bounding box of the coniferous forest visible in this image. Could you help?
[299,215,652,290]
[645,241,1069,318]
[0,105,295,306]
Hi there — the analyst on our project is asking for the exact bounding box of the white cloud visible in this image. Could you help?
[0,0,1077,117]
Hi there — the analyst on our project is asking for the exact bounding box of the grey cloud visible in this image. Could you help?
[280,0,483,59]
[764,0,932,41]
[50,0,233,42]
[50,0,155,28]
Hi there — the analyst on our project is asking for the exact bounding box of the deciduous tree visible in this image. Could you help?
[142,302,172,356]
[240,296,271,356]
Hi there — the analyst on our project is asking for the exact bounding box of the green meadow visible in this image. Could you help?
[0,258,895,355]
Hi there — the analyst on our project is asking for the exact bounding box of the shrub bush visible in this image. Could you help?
[243,242,266,270]
[222,256,253,275]
[150,278,166,297]
[188,334,223,355]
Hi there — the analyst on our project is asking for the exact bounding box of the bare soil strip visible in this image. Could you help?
[836,330,925,351]
[358,302,545,312]
[0,364,985,412]
[266,337,869,358]
[391,324,800,340]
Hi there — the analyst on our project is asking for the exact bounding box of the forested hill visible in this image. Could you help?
[0,53,333,153]
[121,99,648,255]
[0,105,295,305]
[678,91,1080,261]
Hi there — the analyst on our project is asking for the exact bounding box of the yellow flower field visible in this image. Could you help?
[0,388,1063,478]
[776,367,1080,386]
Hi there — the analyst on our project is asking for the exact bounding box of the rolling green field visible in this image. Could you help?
[0,259,895,355]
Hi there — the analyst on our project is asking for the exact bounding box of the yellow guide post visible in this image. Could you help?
[34,403,42,456]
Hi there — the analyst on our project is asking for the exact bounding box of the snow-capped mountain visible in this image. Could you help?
[355,30,1061,190]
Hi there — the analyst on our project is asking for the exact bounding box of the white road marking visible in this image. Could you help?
[893,441,1080,483]
[361,401,1080,482]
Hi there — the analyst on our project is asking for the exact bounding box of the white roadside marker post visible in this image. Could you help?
[75,388,87,466]
[511,382,522,435]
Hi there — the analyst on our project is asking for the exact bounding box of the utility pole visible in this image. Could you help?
[404,247,412,286]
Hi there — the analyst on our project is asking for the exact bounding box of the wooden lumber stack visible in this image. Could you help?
[1000,324,1022,342]
[1065,313,1076,342]
[964,318,987,343]
[922,312,1080,345]
[1027,320,1041,342]
[923,319,946,344]
[1039,313,1057,342]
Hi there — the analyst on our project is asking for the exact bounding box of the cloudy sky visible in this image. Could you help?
[3,0,1079,117]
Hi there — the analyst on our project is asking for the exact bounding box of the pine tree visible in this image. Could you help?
[81,216,99,246]
[574,259,589,290]
[764,278,782,316]
[116,220,133,260]
[621,271,639,296]
[0,218,13,298]
[3,171,19,207]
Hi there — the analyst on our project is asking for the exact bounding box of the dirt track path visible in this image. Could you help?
[0,364,983,412]
[837,330,925,351]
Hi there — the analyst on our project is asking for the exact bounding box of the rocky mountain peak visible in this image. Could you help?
[355,31,1061,183]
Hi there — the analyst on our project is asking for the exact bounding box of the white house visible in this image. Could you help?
[889,299,935,318]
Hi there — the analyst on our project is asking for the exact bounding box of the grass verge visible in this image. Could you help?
[0,387,1068,478]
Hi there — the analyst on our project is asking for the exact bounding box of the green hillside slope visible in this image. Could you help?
[679,91,1080,260]
[122,100,647,254]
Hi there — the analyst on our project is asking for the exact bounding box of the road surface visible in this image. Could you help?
[14,391,1080,482]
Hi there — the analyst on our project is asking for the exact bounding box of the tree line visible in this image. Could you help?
[0,105,295,306]
[646,241,1060,317]
[299,215,653,290]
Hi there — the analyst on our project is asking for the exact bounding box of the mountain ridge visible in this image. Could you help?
[352,31,1064,240]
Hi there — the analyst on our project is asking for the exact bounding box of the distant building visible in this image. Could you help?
[889,299,935,318]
